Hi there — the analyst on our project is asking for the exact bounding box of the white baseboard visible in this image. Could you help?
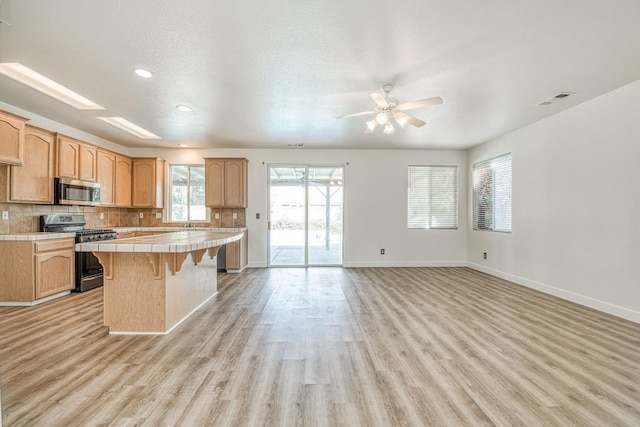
[467,262,640,324]
[343,261,468,268]
[0,290,70,307]
[246,261,467,268]
[247,261,267,268]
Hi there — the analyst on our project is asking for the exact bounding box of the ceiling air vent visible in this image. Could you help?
[287,143,304,148]
[537,92,575,106]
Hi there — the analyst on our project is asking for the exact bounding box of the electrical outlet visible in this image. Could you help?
[214,213,220,220]
[156,212,162,219]
[139,212,144,219]
[233,213,237,219]
[256,213,260,219]
[380,249,385,255]
[483,252,487,259]
[1,211,8,220]
[99,212,105,220]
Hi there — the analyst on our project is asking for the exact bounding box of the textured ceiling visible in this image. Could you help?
[1,0,639,150]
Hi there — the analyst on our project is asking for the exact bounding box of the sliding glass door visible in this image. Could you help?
[268,165,343,266]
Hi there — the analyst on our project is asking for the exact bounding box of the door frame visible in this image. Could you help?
[267,163,344,267]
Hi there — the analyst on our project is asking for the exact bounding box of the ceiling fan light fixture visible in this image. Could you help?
[365,119,378,133]
[383,121,395,135]
[394,113,408,128]
[336,85,442,135]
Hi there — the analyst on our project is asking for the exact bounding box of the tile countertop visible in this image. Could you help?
[0,227,246,241]
[113,226,248,233]
[75,230,244,253]
[0,232,77,241]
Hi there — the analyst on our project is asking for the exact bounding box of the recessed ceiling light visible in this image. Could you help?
[133,68,153,78]
[0,62,105,110]
[178,144,188,147]
[176,105,192,112]
[96,116,161,139]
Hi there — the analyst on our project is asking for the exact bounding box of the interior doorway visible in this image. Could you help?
[268,165,344,266]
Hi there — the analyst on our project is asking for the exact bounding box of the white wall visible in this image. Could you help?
[131,147,468,268]
[467,79,640,323]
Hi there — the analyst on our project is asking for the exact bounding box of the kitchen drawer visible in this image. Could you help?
[34,238,75,253]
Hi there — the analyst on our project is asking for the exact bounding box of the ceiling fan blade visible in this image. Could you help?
[394,111,426,128]
[396,96,443,111]
[335,110,376,119]
[369,92,389,108]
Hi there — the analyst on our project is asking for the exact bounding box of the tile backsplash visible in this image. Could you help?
[0,203,246,233]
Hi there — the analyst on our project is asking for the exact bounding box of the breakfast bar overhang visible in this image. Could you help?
[75,230,243,334]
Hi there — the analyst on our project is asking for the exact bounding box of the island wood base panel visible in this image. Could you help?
[101,251,218,334]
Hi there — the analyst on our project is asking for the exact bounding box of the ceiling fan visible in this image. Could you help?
[336,84,443,134]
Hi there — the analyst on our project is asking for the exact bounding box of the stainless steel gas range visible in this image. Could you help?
[40,214,117,292]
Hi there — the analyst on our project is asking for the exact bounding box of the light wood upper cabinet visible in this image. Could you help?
[132,158,165,208]
[8,126,55,203]
[115,155,132,207]
[224,159,248,207]
[204,158,248,207]
[56,136,80,179]
[205,159,224,207]
[56,136,97,182]
[79,144,97,182]
[0,110,27,166]
[96,150,116,206]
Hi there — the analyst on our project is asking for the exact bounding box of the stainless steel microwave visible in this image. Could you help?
[54,177,101,206]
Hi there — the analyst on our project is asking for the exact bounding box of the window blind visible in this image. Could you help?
[472,154,512,232]
[407,166,458,229]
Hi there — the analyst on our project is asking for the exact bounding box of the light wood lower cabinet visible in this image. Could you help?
[226,231,248,273]
[34,239,75,299]
[0,238,75,303]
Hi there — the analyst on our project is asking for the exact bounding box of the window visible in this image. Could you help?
[407,166,458,229]
[473,154,512,232]
[167,165,207,222]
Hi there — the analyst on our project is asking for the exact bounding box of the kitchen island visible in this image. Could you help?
[75,230,243,334]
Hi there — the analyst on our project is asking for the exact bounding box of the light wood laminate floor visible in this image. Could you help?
[1,267,639,426]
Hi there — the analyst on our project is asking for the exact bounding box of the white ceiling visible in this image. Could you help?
[1,0,639,150]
